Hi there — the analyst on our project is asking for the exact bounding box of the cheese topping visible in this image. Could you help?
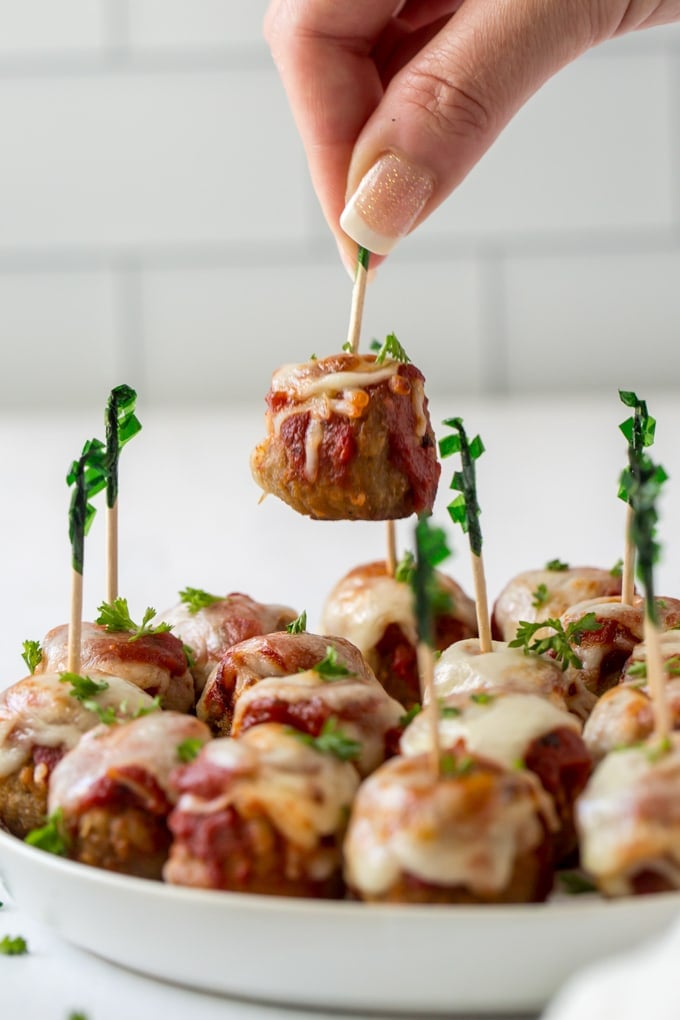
[344,753,551,895]
[48,711,209,814]
[433,639,567,707]
[401,693,581,767]
[577,734,680,895]
[270,361,399,402]
[0,672,157,779]
[321,573,418,654]
[178,724,360,852]
[231,670,403,776]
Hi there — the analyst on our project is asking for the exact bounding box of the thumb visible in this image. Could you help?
[339,0,610,260]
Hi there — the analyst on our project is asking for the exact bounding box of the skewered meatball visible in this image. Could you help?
[344,746,556,903]
[164,723,360,897]
[0,671,158,838]
[320,560,477,708]
[197,631,375,735]
[36,621,194,713]
[47,711,210,879]
[400,692,590,862]
[558,595,680,706]
[493,565,623,643]
[250,353,440,520]
[577,734,680,896]
[157,592,297,695]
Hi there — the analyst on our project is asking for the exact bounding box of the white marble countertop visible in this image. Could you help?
[0,392,678,1019]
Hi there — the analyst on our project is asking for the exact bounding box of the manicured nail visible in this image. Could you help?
[340,152,435,256]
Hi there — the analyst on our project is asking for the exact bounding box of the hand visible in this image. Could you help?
[265,0,680,273]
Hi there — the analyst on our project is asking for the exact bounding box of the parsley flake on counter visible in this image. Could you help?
[311,646,353,681]
[25,808,70,856]
[68,1012,89,1020]
[509,613,602,671]
[0,935,28,955]
[96,598,172,641]
[286,611,307,634]
[176,737,205,763]
[545,559,569,572]
[290,718,361,762]
[179,587,222,614]
[21,639,42,675]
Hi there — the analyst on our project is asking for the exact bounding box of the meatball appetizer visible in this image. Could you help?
[344,746,556,903]
[36,619,194,713]
[165,723,360,897]
[492,564,623,643]
[400,692,590,861]
[320,559,477,708]
[0,671,158,838]
[157,589,297,695]
[250,351,440,520]
[577,734,680,896]
[46,711,211,879]
[197,630,375,735]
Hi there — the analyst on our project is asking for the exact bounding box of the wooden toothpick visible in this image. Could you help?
[621,504,636,606]
[471,551,493,653]
[417,641,442,776]
[386,520,397,576]
[345,246,370,354]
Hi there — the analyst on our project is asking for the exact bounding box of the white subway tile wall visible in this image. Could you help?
[0,2,678,408]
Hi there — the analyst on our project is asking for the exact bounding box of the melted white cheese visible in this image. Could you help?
[577,734,680,895]
[177,724,359,852]
[0,672,157,779]
[344,754,551,895]
[48,711,209,814]
[321,573,418,654]
[271,362,399,401]
[401,693,581,767]
[433,640,566,706]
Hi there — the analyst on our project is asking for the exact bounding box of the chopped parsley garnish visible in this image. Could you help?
[399,703,422,727]
[610,558,624,578]
[0,935,28,955]
[440,704,462,718]
[311,646,353,681]
[470,692,494,705]
[60,672,109,702]
[558,871,597,896]
[178,587,223,614]
[131,695,162,718]
[341,342,352,353]
[371,332,410,365]
[21,639,42,675]
[531,583,549,608]
[545,559,569,572]
[509,613,602,671]
[25,808,69,856]
[626,661,647,678]
[183,643,196,669]
[96,598,172,641]
[176,737,204,763]
[394,549,415,584]
[68,1013,89,1020]
[290,718,361,761]
[286,611,307,634]
[440,753,474,778]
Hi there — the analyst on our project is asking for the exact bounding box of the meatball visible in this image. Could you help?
[250,353,440,520]
[577,734,680,896]
[433,638,572,711]
[37,621,194,713]
[492,565,623,643]
[47,711,211,879]
[400,691,590,862]
[320,560,477,708]
[344,747,556,903]
[157,591,297,695]
[164,723,360,897]
[0,671,158,838]
[197,631,376,735]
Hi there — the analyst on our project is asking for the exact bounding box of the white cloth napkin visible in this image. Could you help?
[544,912,680,1020]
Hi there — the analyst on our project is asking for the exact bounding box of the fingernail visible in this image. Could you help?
[340,152,435,255]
